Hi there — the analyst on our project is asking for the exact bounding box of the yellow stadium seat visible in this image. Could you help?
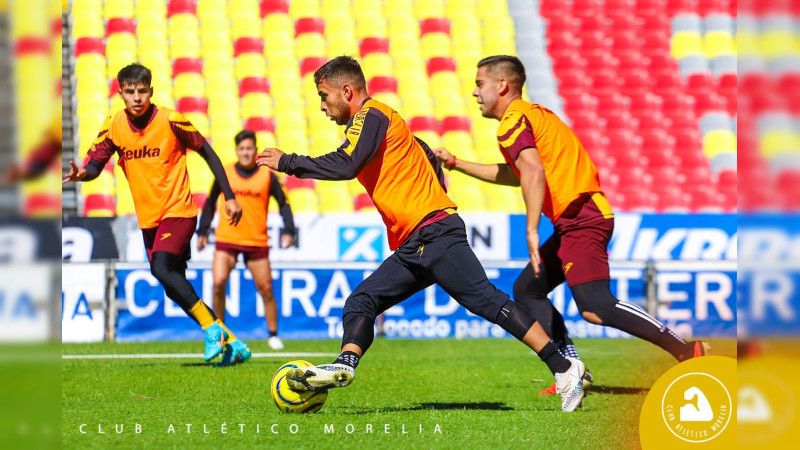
[255,131,277,149]
[71,13,104,38]
[414,130,441,149]
[322,0,352,18]
[139,31,169,55]
[670,31,704,59]
[203,55,234,78]
[414,0,444,19]
[265,33,295,59]
[355,11,387,40]
[107,31,137,58]
[702,130,737,158]
[421,33,452,60]
[361,53,394,79]
[183,112,210,138]
[448,184,486,211]
[208,97,239,122]
[230,13,262,40]
[433,94,465,119]
[483,185,524,213]
[446,0,477,19]
[442,131,476,160]
[389,34,422,59]
[241,93,273,119]
[735,30,759,58]
[430,71,461,97]
[202,34,233,59]
[169,14,199,38]
[372,93,401,111]
[451,13,479,39]
[80,168,115,197]
[759,129,794,157]
[186,150,214,194]
[387,13,418,38]
[289,0,320,19]
[483,33,515,56]
[401,94,434,118]
[103,0,133,19]
[384,0,412,18]
[137,15,167,39]
[235,53,267,79]
[263,14,294,37]
[345,179,363,196]
[75,53,107,84]
[170,36,201,59]
[325,10,355,34]
[326,32,358,59]
[173,72,206,99]
[197,0,226,18]
[760,31,795,59]
[136,0,166,17]
[229,0,259,15]
[353,0,383,19]
[477,0,508,17]
[453,35,483,62]
[703,31,735,58]
[318,181,354,213]
[114,166,136,216]
[310,133,342,157]
[72,0,101,15]
[199,14,229,36]
[296,33,326,60]
[287,188,319,213]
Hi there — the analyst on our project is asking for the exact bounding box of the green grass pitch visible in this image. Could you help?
[62,338,736,449]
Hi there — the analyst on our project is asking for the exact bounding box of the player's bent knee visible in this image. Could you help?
[495,300,536,341]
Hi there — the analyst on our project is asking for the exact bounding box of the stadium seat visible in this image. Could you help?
[359,37,390,57]
[362,53,394,79]
[702,130,736,158]
[368,76,398,94]
[167,0,197,16]
[670,31,704,59]
[300,57,328,78]
[176,97,208,114]
[654,186,689,213]
[235,53,267,80]
[174,72,205,99]
[83,194,116,217]
[103,0,133,19]
[288,188,319,213]
[241,93,273,119]
[172,57,203,77]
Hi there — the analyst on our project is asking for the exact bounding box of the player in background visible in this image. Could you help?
[434,56,710,393]
[62,63,251,366]
[257,56,586,412]
[197,129,297,350]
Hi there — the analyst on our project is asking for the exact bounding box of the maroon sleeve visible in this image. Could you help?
[168,110,206,151]
[498,113,537,163]
[86,116,119,165]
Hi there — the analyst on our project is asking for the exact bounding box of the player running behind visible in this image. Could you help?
[257,56,586,412]
[63,63,251,366]
[433,56,710,392]
[196,130,297,350]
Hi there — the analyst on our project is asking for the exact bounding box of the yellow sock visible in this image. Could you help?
[189,301,215,330]
[216,319,238,342]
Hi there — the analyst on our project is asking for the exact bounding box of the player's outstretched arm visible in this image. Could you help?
[434,147,520,186]
[62,160,104,184]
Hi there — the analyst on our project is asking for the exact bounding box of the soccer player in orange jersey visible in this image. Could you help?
[434,56,710,392]
[257,56,586,412]
[196,130,296,350]
[62,63,251,366]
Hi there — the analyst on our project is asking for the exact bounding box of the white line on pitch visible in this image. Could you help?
[62,352,339,360]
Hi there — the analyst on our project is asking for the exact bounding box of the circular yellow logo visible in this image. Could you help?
[640,356,736,449]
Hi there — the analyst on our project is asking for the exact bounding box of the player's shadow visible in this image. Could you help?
[340,402,514,415]
[589,385,649,395]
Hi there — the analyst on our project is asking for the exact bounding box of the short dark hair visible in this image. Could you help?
[117,63,152,88]
[313,56,366,91]
[234,129,257,146]
[477,55,526,90]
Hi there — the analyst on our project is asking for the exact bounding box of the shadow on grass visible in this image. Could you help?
[589,385,649,395]
[339,402,515,415]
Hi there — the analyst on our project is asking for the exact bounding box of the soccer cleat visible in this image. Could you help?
[554,357,585,412]
[203,323,228,361]
[214,340,251,367]
[286,363,354,392]
[540,367,593,395]
[692,341,711,358]
[268,336,285,350]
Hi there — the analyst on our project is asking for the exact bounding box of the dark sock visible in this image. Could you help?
[334,351,360,369]
[268,330,278,337]
[538,341,571,375]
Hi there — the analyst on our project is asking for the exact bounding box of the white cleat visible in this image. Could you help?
[555,357,585,412]
[268,336,284,350]
[286,363,354,392]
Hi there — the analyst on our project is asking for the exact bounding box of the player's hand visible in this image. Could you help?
[256,148,285,171]
[528,231,542,277]
[433,147,454,166]
[225,199,242,226]
[197,235,208,251]
[280,233,295,249]
[62,160,87,184]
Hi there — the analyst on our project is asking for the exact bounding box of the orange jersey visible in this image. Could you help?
[278,98,456,249]
[214,164,271,247]
[87,106,204,228]
[497,99,604,221]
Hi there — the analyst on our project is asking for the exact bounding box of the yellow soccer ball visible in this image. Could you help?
[270,360,328,413]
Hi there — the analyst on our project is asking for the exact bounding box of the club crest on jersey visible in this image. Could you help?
[119,145,161,161]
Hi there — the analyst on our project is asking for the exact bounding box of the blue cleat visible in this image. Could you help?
[214,340,251,367]
[203,323,228,361]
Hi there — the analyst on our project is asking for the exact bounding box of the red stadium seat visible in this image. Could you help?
[579,30,609,52]
[578,14,607,32]
[591,70,620,93]
[108,78,120,98]
[168,0,197,17]
[618,188,655,212]
[606,0,635,14]
[244,117,276,133]
[192,193,207,209]
[640,14,671,34]
[610,149,645,168]
[368,76,398,94]
[547,32,580,53]
[176,97,208,114]
[646,52,680,75]
[552,52,583,75]
[172,58,203,78]
[441,116,470,133]
[640,129,674,151]
[635,111,668,132]
[716,169,736,190]
[654,186,689,213]
[686,72,715,94]
[648,165,681,186]
[691,92,725,116]
[718,72,737,91]
[74,37,104,56]
[546,14,576,33]
[563,92,597,112]
[697,0,729,16]
[83,194,116,217]
[239,77,270,96]
[584,52,618,72]
[426,57,457,76]
[606,11,637,31]
[284,176,316,190]
[300,57,327,77]
[409,116,440,133]
[594,91,628,111]
[686,188,722,212]
[559,71,592,93]
[666,0,697,16]
[620,70,652,93]
[260,0,289,16]
[629,92,663,113]
[234,37,264,57]
[295,18,324,37]
[609,30,640,53]
[644,150,676,168]
[354,193,375,211]
[106,18,135,36]
[420,18,450,36]
[602,112,637,131]
[359,37,390,57]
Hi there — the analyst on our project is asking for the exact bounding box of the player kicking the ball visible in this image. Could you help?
[257,56,585,412]
[63,63,251,366]
[434,56,710,393]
